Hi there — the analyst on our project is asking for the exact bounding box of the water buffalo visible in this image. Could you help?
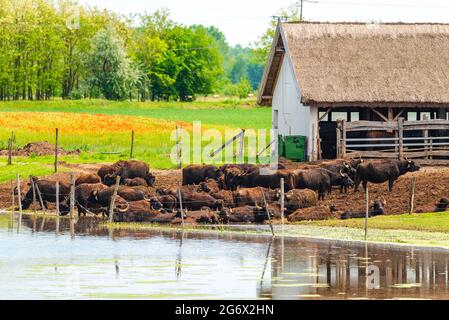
[113,200,159,222]
[435,198,449,212]
[97,161,127,181]
[233,187,280,207]
[75,173,102,187]
[73,183,107,216]
[219,206,259,224]
[180,191,224,211]
[199,179,222,194]
[228,169,295,191]
[182,165,223,186]
[21,178,71,211]
[149,195,177,212]
[285,189,318,212]
[123,177,148,187]
[89,185,149,208]
[354,159,420,192]
[210,190,234,208]
[340,200,386,219]
[103,160,155,187]
[293,169,331,201]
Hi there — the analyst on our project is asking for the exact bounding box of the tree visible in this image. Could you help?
[85,26,135,100]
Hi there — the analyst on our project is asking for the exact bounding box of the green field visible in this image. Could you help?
[0,99,271,182]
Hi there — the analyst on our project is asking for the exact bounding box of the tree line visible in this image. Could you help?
[0,0,269,102]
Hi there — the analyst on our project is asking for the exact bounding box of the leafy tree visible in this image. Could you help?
[85,26,135,100]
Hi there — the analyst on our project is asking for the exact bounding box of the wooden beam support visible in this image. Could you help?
[319,107,332,122]
[370,108,389,122]
[393,109,405,121]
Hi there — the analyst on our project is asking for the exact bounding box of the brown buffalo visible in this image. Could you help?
[103,160,155,187]
[21,178,71,211]
[75,173,102,187]
[113,200,159,222]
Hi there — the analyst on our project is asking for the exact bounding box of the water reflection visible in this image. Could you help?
[1,214,449,300]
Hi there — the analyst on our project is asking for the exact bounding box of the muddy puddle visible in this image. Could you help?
[1,214,449,300]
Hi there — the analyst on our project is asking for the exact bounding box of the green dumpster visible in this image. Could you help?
[283,135,307,162]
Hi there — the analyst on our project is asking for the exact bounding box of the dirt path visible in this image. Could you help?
[1,163,447,215]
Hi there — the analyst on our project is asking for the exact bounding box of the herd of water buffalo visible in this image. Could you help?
[18,157,421,224]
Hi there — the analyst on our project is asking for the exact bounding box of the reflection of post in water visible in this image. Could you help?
[175,230,185,279]
[16,174,23,233]
[70,217,75,239]
[115,259,120,278]
[260,236,274,288]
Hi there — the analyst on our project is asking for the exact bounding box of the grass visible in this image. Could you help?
[102,219,449,248]
[297,212,449,233]
[0,99,272,180]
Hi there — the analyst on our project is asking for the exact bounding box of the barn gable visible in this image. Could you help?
[258,22,449,107]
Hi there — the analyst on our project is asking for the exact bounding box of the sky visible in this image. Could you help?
[82,0,449,46]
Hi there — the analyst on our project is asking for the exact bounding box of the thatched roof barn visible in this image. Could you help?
[259,22,449,160]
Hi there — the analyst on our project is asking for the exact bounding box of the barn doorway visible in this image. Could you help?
[319,122,337,159]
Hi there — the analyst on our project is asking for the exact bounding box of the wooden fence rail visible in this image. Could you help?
[337,118,449,162]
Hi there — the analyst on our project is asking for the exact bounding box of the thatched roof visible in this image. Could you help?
[258,22,449,107]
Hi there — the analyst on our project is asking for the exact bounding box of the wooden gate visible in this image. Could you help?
[336,118,449,164]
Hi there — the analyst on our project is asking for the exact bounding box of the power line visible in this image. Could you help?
[309,0,449,9]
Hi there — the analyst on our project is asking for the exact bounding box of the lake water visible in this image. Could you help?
[1,213,449,300]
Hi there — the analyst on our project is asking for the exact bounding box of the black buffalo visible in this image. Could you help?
[293,169,331,201]
[182,165,223,186]
[354,159,420,192]
[21,178,71,211]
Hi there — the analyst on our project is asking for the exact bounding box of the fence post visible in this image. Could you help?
[55,181,60,217]
[11,180,15,211]
[7,138,12,165]
[54,128,59,173]
[364,184,369,241]
[130,130,135,160]
[336,121,341,159]
[17,174,22,225]
[409,177,416,214]
[280,178,285,225]
[70,174,75,219]
[178,188,185,228]
[260,187,275,237]
[341,120,347,158]
[108,176,121,223]
[30,176,36,214]
[238,129,245,158]
[35,181,46,213]
[398,118,404,160]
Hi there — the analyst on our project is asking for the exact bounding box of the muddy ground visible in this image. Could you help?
[1,162,448,216]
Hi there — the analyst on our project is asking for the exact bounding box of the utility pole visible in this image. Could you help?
[300,0,304,21]
[299,0,318,22]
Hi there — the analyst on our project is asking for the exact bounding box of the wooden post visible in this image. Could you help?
[237,129,245,157]
[35,181,46,213]
[108,176,121,223]
[341,120,347,158]
[70,174,76,219]
[7,138,12,165]
[11,180,15,211]
[260,187,275,237]
[280,178,285,225]
[336,123,341,159]
[409,177,416,215]
[311,124,316,161]
[17,174,22,225]
[30,176,36,214]
[365,184,369,241]
[176,125,182,169]
[54,128,59,173]
[178,187,185,228]
[398,118,404,160]
[55,181,60,217]
[130,130,135,160]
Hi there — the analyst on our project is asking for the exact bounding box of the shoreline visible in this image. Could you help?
[3,212,449,251]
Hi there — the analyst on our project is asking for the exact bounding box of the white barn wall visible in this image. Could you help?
[272,54,317,160]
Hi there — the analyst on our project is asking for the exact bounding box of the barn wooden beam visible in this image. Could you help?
[393,109,405,121]
[370,108,389,122]
[318,107,332,121]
